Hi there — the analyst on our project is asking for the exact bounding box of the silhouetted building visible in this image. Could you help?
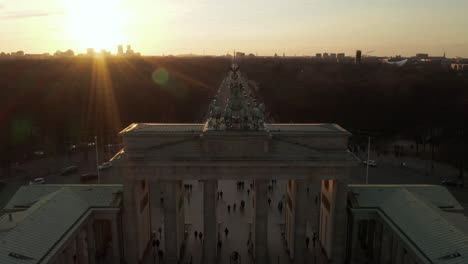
[235,52,245,57]
[416,53,429,60]
[337,53,345,61]
[118,45,124,56]
[330,53,337,61]
[87,48,95,56]
[316,53,322,59]
[323,53,329,59]
[355,50,362,64]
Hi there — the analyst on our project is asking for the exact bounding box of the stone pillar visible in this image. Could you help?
[380,226,392,264]
[330,180,348,263]
[123,176,139,263]
[163,180,183,264]
[111,213,121,263]
[203,180,218,264]
[87,220,96,264]
[254,179,268,264]
[350,216,361,264]
[76,229,88,264]
[308,179,321,232]
[293,180,308,264]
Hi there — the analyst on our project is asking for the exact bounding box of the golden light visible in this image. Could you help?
[64,0,127,51]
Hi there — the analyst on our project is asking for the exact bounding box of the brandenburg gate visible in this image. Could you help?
[116,65,356,264]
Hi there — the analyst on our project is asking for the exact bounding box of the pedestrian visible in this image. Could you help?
[247,189,250,196]
[268,197,271,206]
[233,203,236,211]
[199,232,203,241]
[155,239,160,248]
[312,232,317,248]
[227,204,231,214]
[306,237,310,248]
[160,197,164,205]
[194,230,198,239]
[218,239,222,249]
[240,200,245,210]
[224,227,229,238]
[220,191,223,199]
[158,227,162,238]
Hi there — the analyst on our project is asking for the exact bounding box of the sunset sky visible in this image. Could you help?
[1,0,467,57]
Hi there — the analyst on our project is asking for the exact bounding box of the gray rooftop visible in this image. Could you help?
[0,185,122,264]
[349,185,468,264]
[120,123,350,135]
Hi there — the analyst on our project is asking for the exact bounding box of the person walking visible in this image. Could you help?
[306,237,310,249]
[247,189,250,196]
[220,191,223,199]
[224,227,229,239]
[268,197,272,207]
[227,204,231,214]
[194,230,198,239]
[312,232,317,248]
[199,232,203,241]
[233,203,236,211]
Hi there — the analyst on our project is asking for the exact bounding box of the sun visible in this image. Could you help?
[64,0,127,52]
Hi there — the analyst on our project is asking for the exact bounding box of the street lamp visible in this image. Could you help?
[94,136,100,184]
[366,136,370,184]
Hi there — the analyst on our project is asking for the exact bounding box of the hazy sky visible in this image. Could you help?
[1,0,467,57]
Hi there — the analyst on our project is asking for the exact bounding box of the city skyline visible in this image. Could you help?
[0,0,467,57]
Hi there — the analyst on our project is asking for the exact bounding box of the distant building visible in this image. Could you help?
[330,53,337,61]
[416,53,429,60]
[316,53,322,59]
[235,52,245,57]
[451,63,468,72]
[54,49,74,57]
[337,53,345,61]
[87,48,95,56]
[323,53,329,59]
[355,50,362,64]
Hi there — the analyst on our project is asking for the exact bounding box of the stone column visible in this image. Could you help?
[111,213,121,263]
[380,227,393,264]
[350,216,361,264]
[293,180,308,264]
[122,176,139,263]
[203,180,218,264]
[254,179,268,264]
[87,220,96,264]
[163,180,182,264]
[330,180,348,263]
[308,179,321,232]
[76,229,88,264]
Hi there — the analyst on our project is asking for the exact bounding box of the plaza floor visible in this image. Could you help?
[143,179,327,264]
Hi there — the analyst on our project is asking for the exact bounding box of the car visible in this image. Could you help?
[61,165,78,175]
[441,179,464,188]
[33,150,45,156]
[362,160,377,167]
[98,162,112,170]
[29,178,45,185]
[80,173,98,183]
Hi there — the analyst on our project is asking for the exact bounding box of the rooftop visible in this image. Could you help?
[349,185,468,264]
[0,185,122,264]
